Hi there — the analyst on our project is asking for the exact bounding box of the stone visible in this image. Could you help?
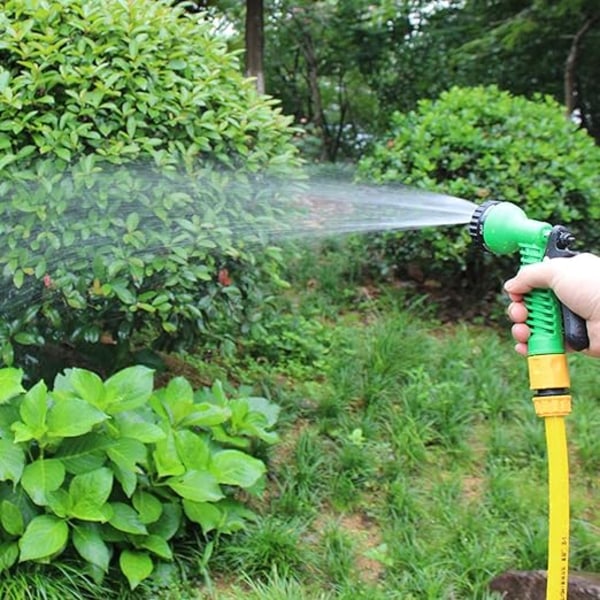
[489,570,600,599]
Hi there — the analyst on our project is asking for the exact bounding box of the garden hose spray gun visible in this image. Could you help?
[469,200,590,600]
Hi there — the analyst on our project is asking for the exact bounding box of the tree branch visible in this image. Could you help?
[564,12,600,118]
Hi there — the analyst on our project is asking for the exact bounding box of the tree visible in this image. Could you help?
[245,0,265,93]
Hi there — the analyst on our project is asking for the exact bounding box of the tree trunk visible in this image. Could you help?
[564,13,599,119]
[245,0,265,94]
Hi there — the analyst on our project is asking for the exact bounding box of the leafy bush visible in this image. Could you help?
[0,0,300,374]
[0,366,279,589]
[357,86,600,298]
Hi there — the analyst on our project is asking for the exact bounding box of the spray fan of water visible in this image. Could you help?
[0,167,479,317]
[284,179,477,239]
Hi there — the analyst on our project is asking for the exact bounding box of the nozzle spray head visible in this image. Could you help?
[468,200,551,255]
[468,200,589,353]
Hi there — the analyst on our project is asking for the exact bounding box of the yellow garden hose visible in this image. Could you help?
[530,355,572,600]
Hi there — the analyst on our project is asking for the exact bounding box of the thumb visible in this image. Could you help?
[504,260,558,295]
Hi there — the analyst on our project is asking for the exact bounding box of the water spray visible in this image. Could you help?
[469,200,589,600]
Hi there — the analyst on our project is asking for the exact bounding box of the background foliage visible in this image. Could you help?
[356,86,600,301]
[0,0,300,378]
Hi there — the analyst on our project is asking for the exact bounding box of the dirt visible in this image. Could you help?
[339,511,386,585]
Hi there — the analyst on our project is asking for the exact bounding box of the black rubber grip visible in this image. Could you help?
[545,225,590,351]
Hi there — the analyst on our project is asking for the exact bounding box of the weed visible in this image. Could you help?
[217,516,312,578]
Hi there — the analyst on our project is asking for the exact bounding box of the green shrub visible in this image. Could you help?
[357,86,600,299]
[0,0,300,375]
[0,366,279,589]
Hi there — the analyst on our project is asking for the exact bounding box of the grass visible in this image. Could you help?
[3,241,599,598]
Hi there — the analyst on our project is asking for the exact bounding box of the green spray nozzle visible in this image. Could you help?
[469,200,589,355]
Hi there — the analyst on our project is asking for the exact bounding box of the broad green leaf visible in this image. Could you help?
[182,500,222,533]
[46,489,71,519]
[69,467,113,510]
[147,502,181,541]
[174,430,209,471]
[19,381,48,437]
[109,502,147,535]
[114,414,165,443]
[60,368,105,409]
[180,403,231,428]
[69,497,113,522]
[112,462,138,498]
[21,459,65,505]
[104,366,154,414]
[19,515,69,562]
[11,422,36,444]
[0,369,24,404]
[47,398,107,438]
[153,430,184,477]
[166,470,223,503]
[107,437,147,471]
[0,440,25,483]
[246,396,280,427]
[1,500,24,536]
[0,405,19,439]
[161,377,194,424]
[0,542,18,570]
[210,450,265,488]
[217,499,259,534]
[119,550,153,590]
[135,534,172,560]
[72,523,110,573]
[54,433,112,474]
[132,491,162,524]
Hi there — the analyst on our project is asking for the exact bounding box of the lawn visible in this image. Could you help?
[2,241,598,600]
[183,242,600,599]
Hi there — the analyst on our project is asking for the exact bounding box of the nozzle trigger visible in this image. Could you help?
[545,226,590,351]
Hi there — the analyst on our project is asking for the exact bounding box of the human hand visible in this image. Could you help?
[504,253,600,357]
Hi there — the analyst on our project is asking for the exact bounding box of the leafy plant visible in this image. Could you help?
[0,0,301,376]
[357,85,600,303]
[0,365,279,589]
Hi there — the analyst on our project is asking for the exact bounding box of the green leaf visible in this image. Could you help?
[114,414,165,443]
[182,500,222,533]
[136,534,172,560]
[112,462,138,498]
[104,366,154,414]
[132,491,163,524]
[19,515,69,562]
[109,502,148,535]
[69,467,113,513]
[47,398,107,438]
[153,430,184,477]
[247,396,280,428]
[107,437,147,472]
[166,470,223,503]
[180,402,232,428]
[175,430,209,471]
[110,282,136,305]
[0,368,24,404]
[54,433,112,475]
[58,368,105,409]
[18,381,48,438]
[0,541,18,570]
[210,450,266,488]
[147,502,181,541]
[21,459,65,506]
[1,500,24,536]
[0,440,25,483]
[72,523,111,574]
[120,550,153,590]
